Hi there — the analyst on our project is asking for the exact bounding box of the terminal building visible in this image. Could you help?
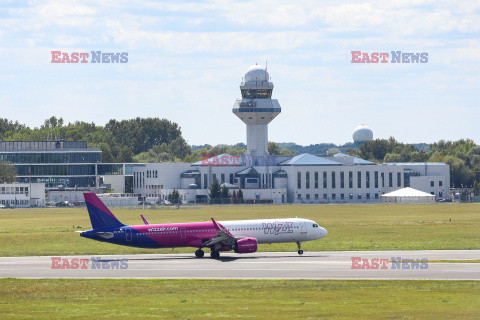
[0,140,142,194]
[133,65,450,204]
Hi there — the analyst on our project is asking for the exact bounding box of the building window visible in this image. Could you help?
[381,172,385,187]
[439,191,443,197]
[357,172,362,188]
[221,174,225,184]
[297,194,301,200]
[374,171,379,188]
[331,172,336,189]
[306,194,310,200]
[430,181,434,187]
[213,174,217,182]
[349,193,353,200]
[389,173,393,187]
[246,178,258,183]
[340,193,344,200]
[230,174,234,184]
[366,171,370,188]
[323,172,327,188]
[366,193,370,199]
[439,181,443,187]
[375,193,379,199]
[349,171,353,188]
[315,194,319,200]
[204,174,208,189]
[297,172,301,189]
[340,172,345,188]
[323,194,327,200]
[332,193,336,200]
[314,172,318,189]
[358,194,362,200]
[306,172,310,189]
[397,172,401,187]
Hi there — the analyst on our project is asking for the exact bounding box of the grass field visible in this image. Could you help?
[0,203,479,256]
[0,279,478,319]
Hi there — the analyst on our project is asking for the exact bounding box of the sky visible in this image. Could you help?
[0,0,479,146]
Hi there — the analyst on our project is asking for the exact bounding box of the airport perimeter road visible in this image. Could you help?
[0,250,479,280]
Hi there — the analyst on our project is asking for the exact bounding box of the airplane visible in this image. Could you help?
[79,192,328,259]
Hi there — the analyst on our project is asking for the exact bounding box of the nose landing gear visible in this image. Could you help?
[297,242,303,255]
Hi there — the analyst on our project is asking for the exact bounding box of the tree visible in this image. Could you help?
[220,185,232,204]
[168,189,181,204]
[98,143,114,163]
[0,161,16,183]
[473,181,480,196]
[232,190,238,204]
[443,156,474,187]
[237,188,244,204]
[169,137,192,159]
[105,118,183,154]
[268,142,280,155]
[209,178,222,204]
[0,118,25,136]
[279,148,295,156]
[116,147,134,163]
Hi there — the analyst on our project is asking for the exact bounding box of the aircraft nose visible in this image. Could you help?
[319,227,328,238]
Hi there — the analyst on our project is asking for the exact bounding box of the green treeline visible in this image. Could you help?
[346,137,480,188]
[1,117,479,188]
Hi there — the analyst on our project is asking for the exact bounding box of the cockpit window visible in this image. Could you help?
[312,224,319,228]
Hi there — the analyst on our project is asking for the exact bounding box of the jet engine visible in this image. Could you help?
[234,237,258,253]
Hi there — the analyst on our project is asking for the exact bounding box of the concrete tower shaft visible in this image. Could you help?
[233,65,281,157]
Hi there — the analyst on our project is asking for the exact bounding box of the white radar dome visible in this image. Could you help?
[244,64,269,83]
[353,124,373,143]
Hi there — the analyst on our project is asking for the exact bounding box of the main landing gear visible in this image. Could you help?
[195,249,204,258]
[297,242,303,255]
[195,249,220,259]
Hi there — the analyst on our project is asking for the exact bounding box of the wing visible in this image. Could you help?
[204,218,239,247]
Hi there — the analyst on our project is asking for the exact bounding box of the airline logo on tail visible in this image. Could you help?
[84,193,124,229]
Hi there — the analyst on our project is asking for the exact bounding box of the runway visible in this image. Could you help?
[0,250,478,280]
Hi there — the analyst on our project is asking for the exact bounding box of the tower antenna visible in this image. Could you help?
[265,60,268,80]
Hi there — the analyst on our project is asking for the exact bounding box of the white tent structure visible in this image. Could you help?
[381,187,436,204]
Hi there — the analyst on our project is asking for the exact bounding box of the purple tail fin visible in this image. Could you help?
[84,192,124,230]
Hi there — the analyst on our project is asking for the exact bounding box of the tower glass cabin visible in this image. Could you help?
[233,65,281,157]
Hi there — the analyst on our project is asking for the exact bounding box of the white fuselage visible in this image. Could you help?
[220,218,327,244]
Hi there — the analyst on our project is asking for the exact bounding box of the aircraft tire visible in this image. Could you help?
[195,249,204,258]
[211,250,220,259]
[298,250,304,255]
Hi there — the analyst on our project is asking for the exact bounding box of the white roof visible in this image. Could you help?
[381,187,435,198]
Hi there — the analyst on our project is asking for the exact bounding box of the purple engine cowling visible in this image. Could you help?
[234,237,258,253]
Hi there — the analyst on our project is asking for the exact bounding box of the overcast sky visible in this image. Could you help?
[0,0,479,146]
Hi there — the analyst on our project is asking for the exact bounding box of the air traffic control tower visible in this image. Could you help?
[233,64,281,157]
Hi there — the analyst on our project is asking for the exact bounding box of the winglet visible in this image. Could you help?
[141,215,150,225]
[211,218,221,231]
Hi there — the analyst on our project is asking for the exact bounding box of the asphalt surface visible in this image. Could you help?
[0,250,478,280]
